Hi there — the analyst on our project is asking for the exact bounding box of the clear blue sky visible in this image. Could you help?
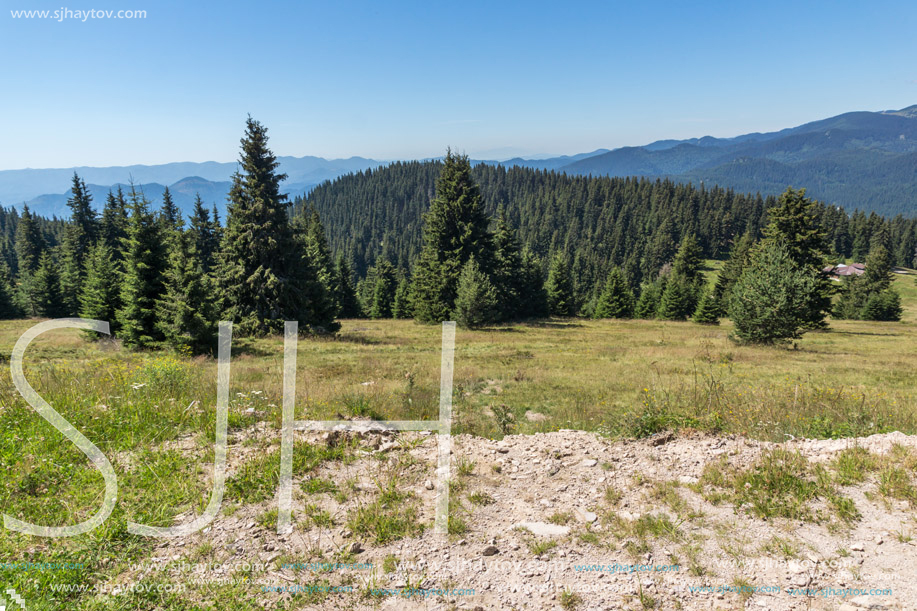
[1,0,916,169]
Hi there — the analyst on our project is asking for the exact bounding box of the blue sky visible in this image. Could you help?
[1,0,916,169]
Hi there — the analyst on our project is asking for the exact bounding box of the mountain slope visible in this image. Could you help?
[557,106,917,216]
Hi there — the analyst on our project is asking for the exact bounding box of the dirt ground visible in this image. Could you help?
[133,427,915,610]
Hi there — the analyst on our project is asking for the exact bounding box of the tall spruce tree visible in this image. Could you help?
[761,187,833,329]
[545,253,576,316]
[593,267,634,319]
[218,117,337,335]
[412,150,493,323]
[117,187,168,348]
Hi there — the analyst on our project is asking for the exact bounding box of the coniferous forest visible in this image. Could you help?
[0,118,913,350]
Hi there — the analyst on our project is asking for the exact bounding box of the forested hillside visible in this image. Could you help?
[297,161,917,297]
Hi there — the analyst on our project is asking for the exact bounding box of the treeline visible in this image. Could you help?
[298,160,917,314]
[0,118,341,352]
[0,119,909,351]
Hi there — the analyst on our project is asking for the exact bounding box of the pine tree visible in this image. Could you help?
[369,259,398,319]
[691,291,721,325]
[729,241,820,344]
[545,253,575,316]
[333,254,363,318]
[218,117,337,335]
[761,187,833,329]
[593,267,634,319]
[452,257,498,329]
[412,150,493,323]
[156,231,218,354]
[79,242,119,334]
[116,186,168,348]
[188,194,219,274]
[392,274,413,319]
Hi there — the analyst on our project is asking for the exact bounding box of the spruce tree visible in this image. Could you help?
[66,173,99,248]
[79,242,119,331]
[634,278,663,319]
[218,117,337,335]
[304,208,336,305]
[691,291,721,325]
[392,274,413,319]
[369,259,398,319]
[188,194,219,274]
[729,240,820,344]
[518,247,549,318]
[761,188,833,329]
[0,261,20,319]
[593,267,634,319]
[657,274,695,321]
[32,251,65,318]
[333,254,363,318]
[100,188,130,260]
[159,186,182,233]
[156,231,218,354]
[711,231,755,315]
[14,205,44,276]
[412,150,493,323]
[452,257,498,329]
[545,253,576,316]
[492,211,526,320]
[117,187,168,348]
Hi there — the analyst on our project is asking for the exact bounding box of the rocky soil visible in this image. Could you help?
[132,427,916,610]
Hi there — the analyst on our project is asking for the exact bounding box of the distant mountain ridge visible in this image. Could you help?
[4,105,917,218]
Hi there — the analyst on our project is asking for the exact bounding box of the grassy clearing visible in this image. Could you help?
[0,272,916,607]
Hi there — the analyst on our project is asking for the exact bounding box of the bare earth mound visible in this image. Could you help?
[138,429,916,610]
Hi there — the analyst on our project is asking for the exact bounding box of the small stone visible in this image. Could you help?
[583,511,598,523]
[424,480,435,490]
[482,545,499,557]
[349,541,364,554]
[582,459,598,467]
[850,542,865,552]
